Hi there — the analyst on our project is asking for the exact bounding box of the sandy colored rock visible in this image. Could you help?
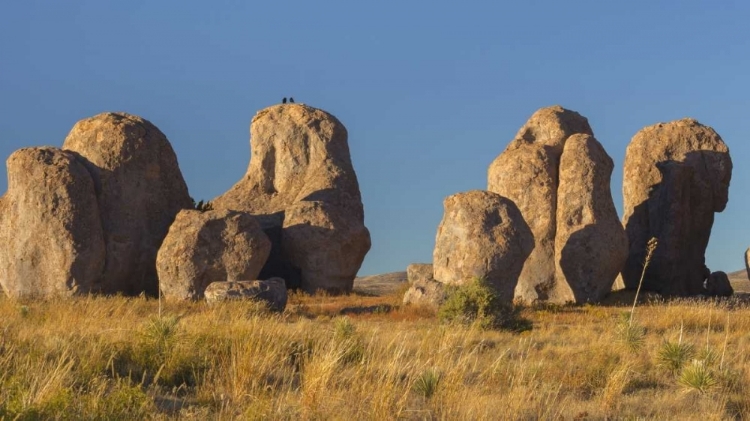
[433,190,534,303]
[156,209,271,300]
[555,134,628,303]
[403,277,446,307]
[204,278,287,311]
[212,104,370,294]
[621,118,732,296]
[407,263,434,284]
[487,106,628,303]
[62,112,192,296]
[488,106,593,302]
[0,147,105,298]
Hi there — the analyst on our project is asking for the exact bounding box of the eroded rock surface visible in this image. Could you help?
[156,209,271,300]
[433,190,534,303]
[0,147,105,298]
[213,104,370,294]
[63,112,192,295]
[621,118,732,296]
[204,278,287,311]
[488,106,624,303]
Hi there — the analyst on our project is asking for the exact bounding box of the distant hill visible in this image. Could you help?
[728,269,748,293]
[353,271,407,296]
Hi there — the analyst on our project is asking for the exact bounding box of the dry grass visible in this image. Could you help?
[2,290,750,420]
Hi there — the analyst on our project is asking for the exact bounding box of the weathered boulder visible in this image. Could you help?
[488,106,625,303]
[705,271,733,297]
[403,263,444,307]
[433,190,534,303]
[62,112,193,296]
[407,263,434,284]
[0,147,105,298]
[212,104,370,294]
[555,134,628,303]
[403,278,446,307]
[745,248,750,282]
[204,278,287,311]
[621,118,732,296]
[156,209,271,300]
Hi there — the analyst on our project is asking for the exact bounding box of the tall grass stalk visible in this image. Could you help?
[629,237,658,326]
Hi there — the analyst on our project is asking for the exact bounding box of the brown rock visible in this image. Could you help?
[705,271,733,297]
[407,263,434,284]
[156,209,271,300]
[555,134,628,303]
[0,147,105,298]
[62,112,192,295]
[212,104,370,294]
[621,118,732,296]
[745,248,750,282]
[204,278,287,311]
[432,190,534,303]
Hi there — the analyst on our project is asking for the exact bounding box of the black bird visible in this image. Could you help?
[282,97,287,104]
[289,97,295,103]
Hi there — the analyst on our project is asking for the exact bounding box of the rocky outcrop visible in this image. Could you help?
[0,147,105,298]
[156,209,271,300]
[488,106,625,303]
[621,119,732,296]
[62,112,193,296]
[705,271,733,297]
[212,104,370,294]
[204,278,287,311]
[433,190,534,303]
[555,134,629,303]
[403,263,445,307]
[745,248,750,282]
[407,263,434,284]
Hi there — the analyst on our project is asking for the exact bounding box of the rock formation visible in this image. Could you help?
[488,106,626,303]
[746,248,750,282]
[705,271,733,297]
[555,134,629,303]
[402,263,445,307]
[212,104,370,294]
[432,190,534,303]
[204,278,287,311]
[62,112,193,295]
[156,209,271,300]
[0,147,105,298]
[621,118,732,296]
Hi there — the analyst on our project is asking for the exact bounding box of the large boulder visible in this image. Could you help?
[407,263,434,284]
[204,278,287,311]
[488,106,625,303]
[705,271,733,297]
[62,112,193,295]
[156,209,271,300]
[0,147,105,298]
[745,248,750,282]
[555,134,628,303]
[432,190,534,303]
[212,104,370,294]
[621,119,732,296]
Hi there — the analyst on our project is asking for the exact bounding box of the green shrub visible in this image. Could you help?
[438,277,519,330]
[657,341,694,374]
[413,368,441,399]
[678,360,717,394]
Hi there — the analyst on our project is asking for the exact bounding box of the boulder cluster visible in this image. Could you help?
[0,104,371,309]
[404,106,734,307]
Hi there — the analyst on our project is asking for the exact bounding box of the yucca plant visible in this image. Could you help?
[678,360,717,394]
[657,341,694,374]
[413,368,442,399]
[630,237,658,326]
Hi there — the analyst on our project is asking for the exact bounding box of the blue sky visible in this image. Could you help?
[1,1,749,275]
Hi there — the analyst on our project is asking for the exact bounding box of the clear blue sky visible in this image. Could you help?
[1,1,749,275]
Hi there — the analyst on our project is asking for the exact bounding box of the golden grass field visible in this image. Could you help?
[1,273,750,420]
